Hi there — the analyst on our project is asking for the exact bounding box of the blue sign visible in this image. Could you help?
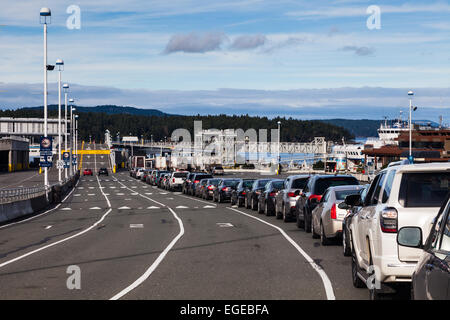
[39,136,53,156]
[39,155,53,168]
[63,152,70,168]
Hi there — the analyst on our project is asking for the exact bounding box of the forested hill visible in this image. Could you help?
[21,105,170,117]
[318,119,382,137]
[0,106,354,143]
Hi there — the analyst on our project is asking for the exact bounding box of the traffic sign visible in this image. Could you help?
[56,160,64,169]
[40,136,53,156]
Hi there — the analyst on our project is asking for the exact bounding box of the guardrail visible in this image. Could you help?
[0,176,76,204]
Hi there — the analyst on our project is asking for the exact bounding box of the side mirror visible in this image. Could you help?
[397,227,423,249]
[338,202,349,210]
[345,194,362,207]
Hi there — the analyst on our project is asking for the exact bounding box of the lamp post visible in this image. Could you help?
[56,59,64,182]
[40,8,51,189]
[277,121,281,175]
[63,83,69,178]
[69,99,75,175]
[408,90,414,160]
[75,114,79,173]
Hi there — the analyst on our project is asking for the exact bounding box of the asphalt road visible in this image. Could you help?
[0,144,369,300]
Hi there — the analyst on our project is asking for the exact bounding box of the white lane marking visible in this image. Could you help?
[112,178,165,207]
[0,178,79,230]
[130,224,143,228]
[176,205,188,209]
[73,194,81,197]
[166,197,174,200]
[78,187,84,189]
[203,205,215,208]
[217,223,233,227]
[0,209,112,269]
[131,186,137,189]
[45,225,52,230]
[61,208,72,211]
[147,206,160,209]
[88,194,96,196]
[89,187,95,189]
[159,192,168,195]
[117,193,125,196]
[90,207,101,210]
[118,206,131,210]
[177,194,217,206]
[110,186,116,189]
[110,207,184,300]
[227,207,336,300]
[131,193,138,195]
[145,193,153,195]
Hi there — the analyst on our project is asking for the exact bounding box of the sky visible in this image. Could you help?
[0,0,449,121]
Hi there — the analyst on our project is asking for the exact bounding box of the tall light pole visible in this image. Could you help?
[40,8,51,189]
[72,106,77,175]
[408,90,414,160]
[69,99,75,175]
[56,59,64,183]
[75,114,79,173]
[277,121,281,175]
[63,83,69,179]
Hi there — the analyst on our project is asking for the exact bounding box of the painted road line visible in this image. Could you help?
[110,207,184,300]
[130,224,144,228]
[177,194,217,206]
[227,207,336,300]
[112,177,165,207]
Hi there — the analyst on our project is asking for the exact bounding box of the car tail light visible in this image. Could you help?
[330,203,337,220]
[380,207,398,233]
[242,191,246,195]
[173,178,175,183]
[208,186,213,190]
[194,180,199,184]
[288,192,296,197]
[222,187,230,192]
[269,192,276,197]
[309,194,322,202]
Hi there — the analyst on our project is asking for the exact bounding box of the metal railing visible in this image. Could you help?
[0,175,77,204]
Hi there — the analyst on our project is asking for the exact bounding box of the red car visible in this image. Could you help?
[83,168,93,176]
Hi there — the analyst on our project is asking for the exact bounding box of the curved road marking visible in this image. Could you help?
[227,207,336,300]
[110,207,184,300]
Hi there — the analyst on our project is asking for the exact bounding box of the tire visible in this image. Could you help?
[251,198,257,211]
[311,218,320,239]
[275,201,282,219]
[296,208,304,228]
[343,231,351,256]
[238,198,244,207]
[258,201,264,214]
[218,193,223,203]
[351,244,366,288]
[265,202,271,216]
[231,196,236,206]
[320,222,330,245]
[283,204,290,222]
[304,208,311,233]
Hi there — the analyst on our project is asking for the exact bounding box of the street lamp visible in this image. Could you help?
[408,90,417,160]
[277,121,281,175]
[74,114,79,172]
[40,7,51,189]
[56,59,64,183]
[63,83,69,178]
[69,99,75,175]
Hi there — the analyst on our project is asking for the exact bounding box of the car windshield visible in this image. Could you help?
[335,189,361,201]
[196,174,212,180]
[272,181,284,189]
[215,167,223,170]
[399,172,450,207]
[292,178,309,189]
[314,177,359,195]
[224,180,240,187]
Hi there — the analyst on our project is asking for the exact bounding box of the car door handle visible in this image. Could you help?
[425,264,435,271]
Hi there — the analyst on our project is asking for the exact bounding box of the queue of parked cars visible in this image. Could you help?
[130,161,450,300]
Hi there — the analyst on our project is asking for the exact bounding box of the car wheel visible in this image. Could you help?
[218,193,223,203]
[245,197,250,209]
[252,198,257,211]
[343,231,351,256]
[304,208,312,233]
[257,201,263,214]
[320,222,330,245]
[351,243,366,288]
[311,218,320,239]
[264,202,270,216]
[295,208,304,228]
[238,198,243,207]
[283,204,291,222]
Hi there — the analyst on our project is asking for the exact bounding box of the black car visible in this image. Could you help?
[397,193,450,300]
[188,173,213,196]
[202,178,222,200]
[245,179,272,210]
[195,178,210,197]
[341,184,370,256]
[155,170,170,187]
[182,172,196,194]
[231,179,256,207]
[295,175,359,232]
[258,179,284,215]
[213,179,241,203]
[98,168,108,176]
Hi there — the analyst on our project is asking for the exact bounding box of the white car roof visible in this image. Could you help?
[392,162,450,174]
[327,185,363,192]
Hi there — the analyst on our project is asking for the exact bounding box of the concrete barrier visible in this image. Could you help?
[0,173,79,225]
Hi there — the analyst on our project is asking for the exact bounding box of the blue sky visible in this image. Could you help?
[0,0,449,121]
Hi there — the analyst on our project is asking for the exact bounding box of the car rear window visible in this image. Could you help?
[272,181,284,189]
[196,174,213,180]
[209,179,221,185]
[224,180,240,187]
[242,180,255,188]
[257,180,271,188]
[292,178,309,189]
[336,189,361,201]
[399,172,450,208]
[314,177,359,195]
[174,172,188,178]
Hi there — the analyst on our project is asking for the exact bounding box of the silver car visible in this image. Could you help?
[274,175,310,222]
[311,185,364,245]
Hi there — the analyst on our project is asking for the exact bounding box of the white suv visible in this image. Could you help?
[347,162,450,299]
[168,171,189,191]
